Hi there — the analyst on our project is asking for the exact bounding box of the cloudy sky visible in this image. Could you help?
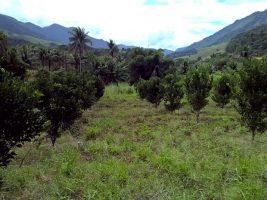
[0,0,267,50]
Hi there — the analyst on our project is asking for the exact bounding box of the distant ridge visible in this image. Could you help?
[174,9,267,56]
[0,13,109,48]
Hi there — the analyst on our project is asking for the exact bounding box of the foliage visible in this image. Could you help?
[235,58,267,141]
[35,70,104,145]
[0,32,8,62]
[185,66,212,122]
[0,42,28,77]
[226,25,267,57]
[212,73,232,108]
[1,83,266,199]
[136,77,163,107]
[0,73,43,166]
[128,48,173,85]
[161,74,184,111]
[69,27,92,72]
[107,39,119,58]
[93,56,128,84]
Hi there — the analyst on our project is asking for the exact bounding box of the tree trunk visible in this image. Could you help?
[196,111,200,123]
[251,130,256,143]
[48,59,51,71]
[41,59,45,68]
[49,125,59,147]
[19,145,32,168]
[79,54,82,73]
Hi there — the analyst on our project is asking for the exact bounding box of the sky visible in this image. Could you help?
[0,0,267,50]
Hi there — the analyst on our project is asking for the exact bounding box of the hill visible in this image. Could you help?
[178,43,228,60]
[172,9,267,57]
[226,25,267,56]
[0,13,108,48]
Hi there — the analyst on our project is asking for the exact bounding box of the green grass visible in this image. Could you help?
[182,43,228,60]
[1,83,266,199]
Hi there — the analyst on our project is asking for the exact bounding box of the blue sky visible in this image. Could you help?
[0,0,267,50]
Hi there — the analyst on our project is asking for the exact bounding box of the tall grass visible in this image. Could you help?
[0,83,266,199]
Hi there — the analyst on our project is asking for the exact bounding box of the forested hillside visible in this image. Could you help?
[226,25,267,56]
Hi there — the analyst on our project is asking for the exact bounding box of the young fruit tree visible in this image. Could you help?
[0,73,44,166]
[212,73,232,108]
[136,77,163,107]
[35,70,104,146]
[235,58,267,141]
[185,66,212,122]
[161,74,184,112]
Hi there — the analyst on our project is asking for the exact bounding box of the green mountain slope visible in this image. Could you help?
[226,25,267,56]
[0,13,109,48]
[173,9,267,57]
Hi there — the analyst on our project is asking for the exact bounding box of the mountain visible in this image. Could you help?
[226,25,267,56]
[0,14,48,40]
[0,13,108,48]
[175,9,267,54]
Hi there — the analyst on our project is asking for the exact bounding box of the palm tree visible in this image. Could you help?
[69,27,92,72]
[107,39,119,58]
[39,48,47,68]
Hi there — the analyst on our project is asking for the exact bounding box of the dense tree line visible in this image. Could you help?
[226,25,267,57]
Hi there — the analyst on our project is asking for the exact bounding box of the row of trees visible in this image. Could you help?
[0,29,105,166]
[136,58,267,141]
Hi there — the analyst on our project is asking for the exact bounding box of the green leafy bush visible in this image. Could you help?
[185,66,212,122]
[136,77,163,107]
[35,70,104,145]
[212,73,232,108]
[161,74,184,111]
[0,73,43,166]
[235,58,267,141]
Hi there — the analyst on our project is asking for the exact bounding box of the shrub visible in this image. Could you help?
[185,66,212,122]
[212,73,232,108]
[0,74,43,166]
[235,58,267,141]
[136,79,148,99]
[136,77,163,107]
[35,70,104,145]
[161,74,184,111]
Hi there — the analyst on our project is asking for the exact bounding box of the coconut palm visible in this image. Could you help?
[107,39,119,58]
[69,27,92,72]
[39,48,47,68]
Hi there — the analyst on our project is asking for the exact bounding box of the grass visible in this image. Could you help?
[182,43,228,60]
[1,83,266,199]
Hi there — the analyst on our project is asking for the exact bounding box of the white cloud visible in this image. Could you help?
[0,0,267,50]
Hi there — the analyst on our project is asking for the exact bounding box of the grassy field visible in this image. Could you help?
[0,83,266,199]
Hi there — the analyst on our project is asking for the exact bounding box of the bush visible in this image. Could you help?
[136,77,163,107]
[212,73,232,108]
[0,74,43,166]
[35,70,104,145]
[161,74,184,111]
[136,79,148,99]
[235,58,267,141]
[185,66,212,122]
